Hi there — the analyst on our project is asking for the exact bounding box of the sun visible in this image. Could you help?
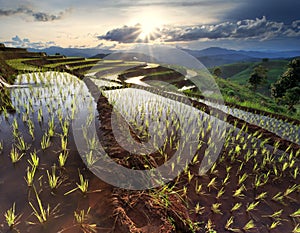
[138,22,158,40]
[132,12,164,42]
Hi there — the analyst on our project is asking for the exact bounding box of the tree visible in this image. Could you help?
[213,67,222,77]
[271,58,300,101]
[262,58,269,63]
[284,87,300,111]
[248,65,267,91]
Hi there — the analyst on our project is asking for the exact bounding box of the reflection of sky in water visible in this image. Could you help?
[194,98,300,144]
[10,72,95,122]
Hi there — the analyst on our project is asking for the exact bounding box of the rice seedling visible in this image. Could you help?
[27,119,35,140]
[25,165,37,187]
[2,107,8,119]
[222,173,230,186]
[195,181,205,195]
[233,185,245,198]
[41,133,51,150]
[225,216,234,230]
[28,151,39,168]
[264,209,283,220]
[255,192,267,201]
[216,187,225,199]
[272,192,284,203]
[283,184,299,197]
[194,203,205,215]
[10,147,25,164]
[58,150,69,167]
[64,171,89,195]
[254,173,269,189]
[290,209,300,218]
[268,220,281,230]
[47,164,62,190]
[205,219,217,233]
[74,207,97,233]
[60,135,68,151]
[12,118,19,139]
[15,136,30,151]
[292,224,300,233]
[207,177,218,191]
[61,120,69,137]
[243,220,255,231]
[37,108,43,123]
[48,117,55,137]
[246,201,260,212]
[28,187,50,224]
[211,203,223,215]
[4,203,21,229]
[0,140,3,154]
[231,202,242,212]
[85,151,99,167]
[238,173,248,186]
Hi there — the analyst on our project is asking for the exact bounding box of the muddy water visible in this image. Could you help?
[0,72,114,233]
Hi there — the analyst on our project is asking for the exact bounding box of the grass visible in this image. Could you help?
[43,58,100,69]
[5,58,44,71]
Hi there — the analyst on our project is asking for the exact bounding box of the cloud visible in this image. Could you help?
[98,24,143,43]
[224,0,300,24]
[0,6,71,22]
[4,36,56,49]
[99,17,300,43]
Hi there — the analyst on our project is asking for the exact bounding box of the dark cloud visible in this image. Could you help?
[225,0,300,24]
[98,25,143,43]
[0,6,70,22]
[4,36,56,49]
[113,0,230,8]
[99,17,300,43]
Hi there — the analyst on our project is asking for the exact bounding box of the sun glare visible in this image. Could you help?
[139,22,157,40]
[132,11,164,42]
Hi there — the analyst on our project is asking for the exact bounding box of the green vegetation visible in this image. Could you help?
[5,58,44,72]
[0,48,299,232]
[210,59,299,118]
[215,60,288,95]
[272,58,300,112]
[4,203,21,229]
[248,65,267,91]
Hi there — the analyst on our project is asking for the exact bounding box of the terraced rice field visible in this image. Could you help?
[0,59,299,232]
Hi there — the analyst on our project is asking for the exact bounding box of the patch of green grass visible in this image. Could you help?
[44,59,100,69]
[5,58,43,71]
[223,60,289,96]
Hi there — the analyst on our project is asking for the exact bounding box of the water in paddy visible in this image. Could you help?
[0,72,114,233]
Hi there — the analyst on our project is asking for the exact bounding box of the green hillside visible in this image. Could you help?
[215,60,289,96]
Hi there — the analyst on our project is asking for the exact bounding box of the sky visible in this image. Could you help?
[0,0,299,51]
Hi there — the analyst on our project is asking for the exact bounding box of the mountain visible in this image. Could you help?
[27,46,300,68]
[181,47,300,67]
[182,47,300,59]
[28,46,111,58]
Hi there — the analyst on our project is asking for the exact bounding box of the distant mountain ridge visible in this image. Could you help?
[182,47,300,59]
[28,46,111,58]
[181,47,300,67]
[28,46,300,68]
